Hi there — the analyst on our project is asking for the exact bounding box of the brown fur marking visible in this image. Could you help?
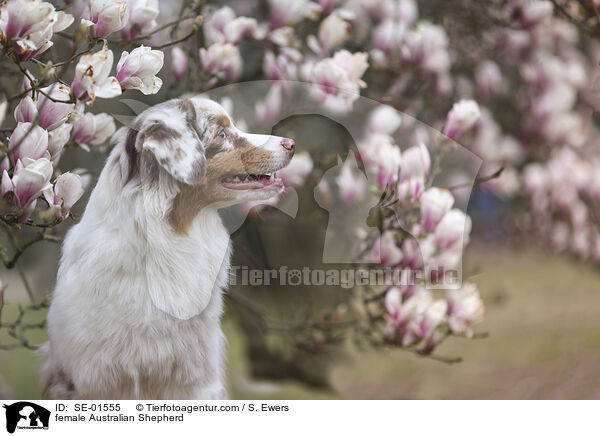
[216,114,230,127]
[139,150,161,183]
[144,121,182,145]
[167,139,273,234]
[125,128,139,183]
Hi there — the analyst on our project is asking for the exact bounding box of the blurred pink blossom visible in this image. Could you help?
[171,47,187,84]
[278,152,313,187]
[371,230,403,266]
[204,6,258,45]
[121,0,158,41]
[443,99,481,140]
[434,209,471,250]
[446,283,485,334]
[420,188,454,232]
[82,0,128,39]
[200,43,242,81]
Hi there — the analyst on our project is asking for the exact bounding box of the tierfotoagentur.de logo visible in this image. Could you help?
[2,402,50,434]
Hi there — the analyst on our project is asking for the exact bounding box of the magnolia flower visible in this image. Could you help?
[263,51,298,87]
[15,27,54,61]
[371,230,403,266]
[385,287,432,330]
[523,162,549,215]
[171,47,187,84]
[8,122,49,164]
[311,50,369,112]
[368,106,402,135]
[72,45,122,104]
[44,172,84,218]
[73,112,116,149]
[400,237,423,270]
[263,52,285,80]
[47,123,73,162]
[200,43,242,81]
[318,0,337,15]
[400,142,430,181]
[403,22,449,75]
[0,0,54,39]
[14,83,74,131]
[2,157,53,221]
[255,84,283,126]
[307,9,354,55]
[476,61,503,98]
[14,96,36,124]
[0,0,73,60]
[372,19,407,55]
[446,283,485,333]
[361,134,402,187]
[20,71,34,95]
[434,209,471,250]
[72,168,93,192]
[0,100,6,127]
[83,0,128,39]
[443,99,481,140]
[384,287,407,325]
[121,0,159,40]
[420,187,454,232]
[404,299,448,347]
[335,158,366,206]
[204,6,258,45]
[268,0,319,28]
[278,152,313,187]
[426,246,462,282]
[367,0,417,23]
[397,176,424,203]
[116,45,164,95]
[520,0,553,28]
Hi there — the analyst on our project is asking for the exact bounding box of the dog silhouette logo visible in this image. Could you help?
[2,402,50,433]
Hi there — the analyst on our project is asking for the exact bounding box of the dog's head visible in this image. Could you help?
[122,97,295,232]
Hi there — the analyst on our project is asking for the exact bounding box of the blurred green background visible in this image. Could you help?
[2,243,600,399]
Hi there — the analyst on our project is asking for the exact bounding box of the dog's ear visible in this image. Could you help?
[137,110,206,186]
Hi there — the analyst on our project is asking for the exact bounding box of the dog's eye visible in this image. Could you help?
[217,130,226,139]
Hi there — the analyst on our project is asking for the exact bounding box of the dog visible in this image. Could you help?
[40,97,295,399]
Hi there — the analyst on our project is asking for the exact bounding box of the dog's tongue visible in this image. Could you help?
[222,180,266,189]
[221,174,280,190]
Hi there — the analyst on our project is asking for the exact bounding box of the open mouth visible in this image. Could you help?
[220,173,283,190]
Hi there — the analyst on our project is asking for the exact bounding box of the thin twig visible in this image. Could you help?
[448,166,505,191]
[153,28,198,50]
[17,264,35,303]
[1,230,61,269]
[132,14,196,41]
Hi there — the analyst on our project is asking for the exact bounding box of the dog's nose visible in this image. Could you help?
[280,138,295,152]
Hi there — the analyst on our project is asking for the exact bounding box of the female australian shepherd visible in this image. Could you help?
[40,97,295,399]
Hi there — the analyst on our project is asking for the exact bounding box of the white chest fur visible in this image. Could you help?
[42,157,231,400]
